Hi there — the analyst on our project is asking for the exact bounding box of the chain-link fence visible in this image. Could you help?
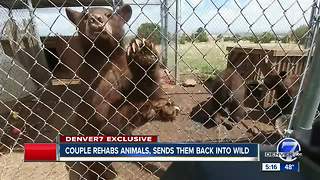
[0,0,319,179]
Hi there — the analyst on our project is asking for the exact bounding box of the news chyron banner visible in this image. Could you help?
[24,136,259,162]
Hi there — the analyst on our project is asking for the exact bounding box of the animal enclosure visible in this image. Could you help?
[226,46,307,108]
[0,0,320,179]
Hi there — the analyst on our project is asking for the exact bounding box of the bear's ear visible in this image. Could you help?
[66,8,82,25]
[116,4,132,22]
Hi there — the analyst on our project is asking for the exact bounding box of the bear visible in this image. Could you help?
[64,4,179,179]
[263,71,301,121]
[190,67,247,129]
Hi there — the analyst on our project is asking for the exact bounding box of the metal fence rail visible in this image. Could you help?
[0,0,319,179]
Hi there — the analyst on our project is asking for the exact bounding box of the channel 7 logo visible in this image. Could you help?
[277,138,302,162]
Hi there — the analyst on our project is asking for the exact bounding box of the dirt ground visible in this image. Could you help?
[0,78,280,180]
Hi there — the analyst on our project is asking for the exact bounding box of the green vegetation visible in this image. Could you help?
[225,32,276,43]
[259,32,276,43]
[224,34,241,42]
[291,25,309,44]
[280,25,309,44]
[221,25,309,44]
[137,23,161,44]
[179,33,193,44]
[192,27,209,42]
[281,34,291,43]
[178,27,209,44]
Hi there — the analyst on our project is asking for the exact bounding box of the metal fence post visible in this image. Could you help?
[174,0,179,84]
[161,0,168,68]
[293,23,320,133]
[287,5,320,135]
[305,0,318,48]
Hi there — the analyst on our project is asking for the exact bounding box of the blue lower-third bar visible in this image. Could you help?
[58,143,260,161]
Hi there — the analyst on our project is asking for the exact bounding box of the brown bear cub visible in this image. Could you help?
[64,4,178,179]
[263,71,301,120]
[190,67,247,129]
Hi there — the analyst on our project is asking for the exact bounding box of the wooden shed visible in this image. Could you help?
[226,46,309,108]
[41,36,84,78]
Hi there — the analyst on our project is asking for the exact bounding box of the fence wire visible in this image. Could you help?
[0,0,319,179]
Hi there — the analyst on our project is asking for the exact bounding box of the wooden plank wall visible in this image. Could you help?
[227,47,307,109]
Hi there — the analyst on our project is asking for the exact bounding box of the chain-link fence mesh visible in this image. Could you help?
[0,0,319,179]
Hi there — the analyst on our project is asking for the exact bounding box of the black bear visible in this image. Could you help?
[64,4,179,179]
[263,71,301,121]
[190,67,247,129]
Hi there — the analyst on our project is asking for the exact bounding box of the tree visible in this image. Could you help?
[185,33,193,42]
[281,34,290,43]
[292,25,309,45]
[260,32,276,43]
[224,34,241,42]
[279,25,309,44]
[137,23,161,44]
[179,35,186,44]
[192,27,208,42]
[244,32,275,43]
[242,35,255,42]
[179,33,191,44]
[217,34,223,41]
[224,36,235,42]
[234,33,241,41]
